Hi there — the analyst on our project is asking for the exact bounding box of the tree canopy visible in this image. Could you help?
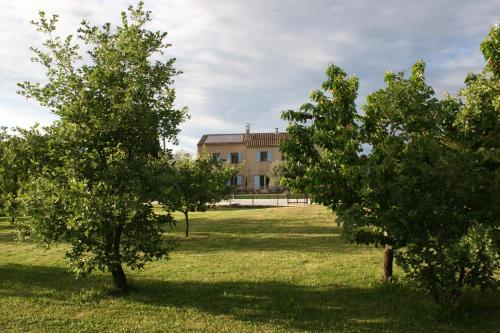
[16,2,187,292]
[161,150,239,237]
[281,25,499,304]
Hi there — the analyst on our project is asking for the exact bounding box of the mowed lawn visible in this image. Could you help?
[0,206,498,332]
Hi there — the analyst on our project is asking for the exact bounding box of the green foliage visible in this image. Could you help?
[0,128,16,216]
[268,160,305,187]
[0,126,46,220]
[281,26,499,304]
[16,2,187,291]
[160,150,239,236]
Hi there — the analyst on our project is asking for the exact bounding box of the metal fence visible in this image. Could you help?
[218,188,310,207]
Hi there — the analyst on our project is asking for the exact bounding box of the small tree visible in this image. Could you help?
[16,3,187,292]
[0,128,15,218]
[0,127,44,222]
[281,26,499,304]
[268,160,305,187]
[161,150,239,237]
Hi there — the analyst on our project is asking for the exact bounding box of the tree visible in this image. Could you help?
[0,128,16,218]
[281,26,499,304]
[16,2,187,292]
[268,160,305,187]
[0,126,45,222]
[161,150,239,237]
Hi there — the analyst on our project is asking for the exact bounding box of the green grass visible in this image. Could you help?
[0,207,498,332]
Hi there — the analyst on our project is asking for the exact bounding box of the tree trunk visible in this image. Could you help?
[184,211,189,237]
[108,225,128,292]
[382,245,394,282]
[109,263,128,292]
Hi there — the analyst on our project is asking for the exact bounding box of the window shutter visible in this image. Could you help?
[236,175,242,186]
[238,152,242,163]
[253,175,260,189]
[256,151,260,162]
[226,153,231,162]
[268,151,272,161]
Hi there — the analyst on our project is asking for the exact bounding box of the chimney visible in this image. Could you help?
[246,123,251,134]
[275,127,279,134]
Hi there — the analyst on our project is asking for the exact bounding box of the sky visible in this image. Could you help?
[0,0,498,153]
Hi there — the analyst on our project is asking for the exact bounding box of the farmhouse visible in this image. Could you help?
[197,125,290,191]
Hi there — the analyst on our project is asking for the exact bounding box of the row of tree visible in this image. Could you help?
[280,25,499,304]
[0,3,237,292]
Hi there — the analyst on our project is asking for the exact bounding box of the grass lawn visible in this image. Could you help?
[0,206,498,332]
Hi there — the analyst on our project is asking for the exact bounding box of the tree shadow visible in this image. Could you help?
[169,233,361,254]
[0,264,108,300]
[0,263,498,332]
[0,224,15,231]
[0,232,16,243]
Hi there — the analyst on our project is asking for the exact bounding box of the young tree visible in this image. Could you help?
[161,150,239,237]
[0,128,16,218]
[268,160,305,187]
[16,3,187,292]
[0,127,44,222]
[281,26,499,304]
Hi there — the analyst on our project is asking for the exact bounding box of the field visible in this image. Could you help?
[0,206,498,332]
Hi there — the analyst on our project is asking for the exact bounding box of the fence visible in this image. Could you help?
[218,187,310,207]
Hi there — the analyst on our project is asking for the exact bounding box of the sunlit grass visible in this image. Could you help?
[0,207,498,332]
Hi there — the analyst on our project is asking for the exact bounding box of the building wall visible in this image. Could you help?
[198,144,283,190]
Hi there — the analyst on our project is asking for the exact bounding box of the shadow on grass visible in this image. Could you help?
[1,264,498,332]
[169,234,360,254]
[0,264,108,298]
[180,223,341,235]
[0,232,16,243]
[168,215,340,235]
[0,224,15,231]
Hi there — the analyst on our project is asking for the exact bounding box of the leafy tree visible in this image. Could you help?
[0,127,45,221]
[16,2,187,292]
[0,128,16,218]
[161,150,239,237]
[281,26,499,304]
[268,160,305,187]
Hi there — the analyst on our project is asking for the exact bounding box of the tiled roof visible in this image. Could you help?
[243,132,290,147]
[198,132,290,147]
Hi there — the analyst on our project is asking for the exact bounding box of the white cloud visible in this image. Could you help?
[0,0,498,152]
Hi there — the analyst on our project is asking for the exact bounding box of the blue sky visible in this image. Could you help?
[1,0,498,153]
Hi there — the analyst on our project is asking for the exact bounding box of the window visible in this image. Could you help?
[230,152,239,164]
[257,150,272,162]
[259,175,270,189]
[212,152,221,161]
[259,151,268,162]
[229,176,243,186]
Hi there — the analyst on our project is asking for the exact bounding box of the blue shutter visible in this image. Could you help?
[226,153,231,162]
[236,175,242,186]
[253,175,260,189]
[268,151,272,161]
[256,151,260,162]
[238,152,242,163]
